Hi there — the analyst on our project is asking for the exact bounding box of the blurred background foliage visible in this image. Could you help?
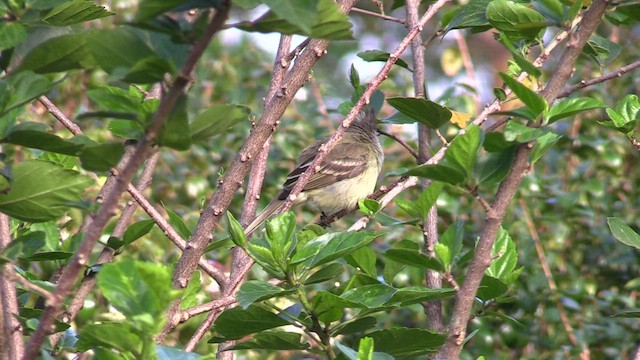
[1,0,640,358]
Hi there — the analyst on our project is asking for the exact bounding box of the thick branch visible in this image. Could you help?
[22,5,231,358]
[437,1,608,358]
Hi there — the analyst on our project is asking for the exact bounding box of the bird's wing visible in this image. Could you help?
[277,141,369,200]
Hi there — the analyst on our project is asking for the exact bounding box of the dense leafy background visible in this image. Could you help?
[1,0,639,359]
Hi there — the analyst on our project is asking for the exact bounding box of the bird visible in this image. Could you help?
[244,108,384,236]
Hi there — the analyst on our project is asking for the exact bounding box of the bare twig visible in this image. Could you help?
[438,1,608,357]
[0,214,24,360]
[23,4,232,358]
[351,7,405,24]
[519,200,581,349]
[557,59,640,98]
[378,128,419,159]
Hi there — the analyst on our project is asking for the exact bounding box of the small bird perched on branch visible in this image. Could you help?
[244,108,384,236]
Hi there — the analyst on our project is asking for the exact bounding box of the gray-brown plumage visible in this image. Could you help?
[244,108,383,236]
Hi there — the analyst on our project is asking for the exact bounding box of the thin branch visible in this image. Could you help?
[557,59,640,98]
[23,4,232,358]
[377,128,419,159]
[454,31,481,112]
[0,214,24,360]
[438,1,608,357]
[351,7,405,24]
[519,200,580,347]
[38,96,82,135]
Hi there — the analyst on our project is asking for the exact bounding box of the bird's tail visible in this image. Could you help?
[243,199,285,237]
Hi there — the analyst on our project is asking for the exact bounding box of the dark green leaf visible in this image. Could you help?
[0,160,92,222]
[546,97,606,124]
[367,328,446,356]
[386,97,452,129]
[237,280,294,309]
[3,129,84,155]
[414,182,443,219]
[504,121,546,142]
[98,260,178,330]
[357,50,411,71]
[21,250,73,261]
[190,104,250,142]
[228,330,308,350]
[165,207,192,240]
[345,246,377,277]
[584,35,621,66]
[499,73,547,119]
[478,146,516,184]
[75,322,141,354]
[608,217,640,250]
[43,0,114,26]
[79,143,125,172]
[446,0,492,31]
[1,71,54,114]
[612,309,640,318]
[264,0,315,34]
[530,132,561,163]
[402,163,466,184]
[476,275,509,301]
[341,283,397,308]
[304,263,344,285]
[333,316,377,335]
[210,305,290,341]
[385,287,455,307]
[226,211,246,248]
[0,22,27,51]
[290,231,380,268]
[158,94,190,150]
[383,248,443,272]
[123,219,155,246]
[237,0,353,40]
[137,0,220,21]
[19,33,92,73]
[486,0,546,42]
[2,231,46,260]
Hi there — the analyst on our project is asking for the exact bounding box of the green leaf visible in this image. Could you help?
[123,219,155,247]
[357,50,411,71]
[43,0,114,26]
[0,160,92,222]
[403,125,482,184]
[79,143,125,172]
[97,260,178,329]
[264,0,315,34]
[312,291,366,315]
[19,33,92,73]
[606,94,640,133]
[210,305,290,341]
[486,0,546,42]
[414,182,443,219]
[367,328,446,356]
[445,0,492,31]
[158,94,190,150]
[21,250,73,261]
[357,337,374,360]
[247,243,285,279]
[2,231,46,260]
[0,71,54,114]
[341,283,397,308]
[436,222,464,271]
[333,316,377,335]
[612,309,640,318]
[136,0,221,21]
[383,248,443,272]
[228,330,308,350]
[486,227,518,281]
[499,73,547,119]
[304,263,344,285]
[180,271,201,310]
[190,104,250,142]
[237,0,353,40]
[503,121,546,142]
[358,198,381,217]
[156,345,202,360]
[335,340,395,360]
[584,35,621,66]
[530,132,562,163]
[345,246,377,277]
[478,146,516,184]
[236,280,294,309]
[546,97,606,124]
[3,129,84,155]
[385,287,455,307]
[476,275,508,301]
[226,211,246,248]
[75,322,142,354]
[165,207,192,240]
[607,217,640,250]
[290,231,380,268]
[0,22,27,51]
[265,211,297,268]
[497,33,541,78]
[386,97,452,129]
